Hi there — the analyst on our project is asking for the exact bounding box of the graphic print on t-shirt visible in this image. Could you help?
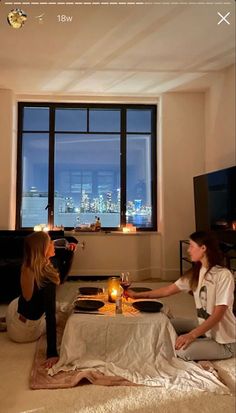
[175,266,236,342]
[197,285,210,320]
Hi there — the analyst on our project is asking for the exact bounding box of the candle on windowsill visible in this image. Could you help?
[122,227,130,233]
[34,224,50,232]
[34,225,42,232]
[122,224,136,233]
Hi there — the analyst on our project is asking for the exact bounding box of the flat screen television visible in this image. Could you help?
[193,166,236,243]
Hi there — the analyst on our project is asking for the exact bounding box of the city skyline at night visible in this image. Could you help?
[22,186,152,228]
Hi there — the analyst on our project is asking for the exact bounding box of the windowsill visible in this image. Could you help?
[65,230,160,236]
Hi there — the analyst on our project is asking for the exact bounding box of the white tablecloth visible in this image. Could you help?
[49,304,230,393]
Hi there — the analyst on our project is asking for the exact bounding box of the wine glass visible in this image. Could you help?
[120,272,132,300]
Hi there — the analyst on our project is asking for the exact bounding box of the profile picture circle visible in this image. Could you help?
[7,9,27,29]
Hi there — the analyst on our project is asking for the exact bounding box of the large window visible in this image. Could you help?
[17,103,157,230]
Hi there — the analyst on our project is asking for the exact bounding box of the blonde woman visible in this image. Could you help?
[6,231,60,368]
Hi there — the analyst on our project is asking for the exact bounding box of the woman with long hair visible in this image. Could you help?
[127,231,236,361]
[6,231,60,368]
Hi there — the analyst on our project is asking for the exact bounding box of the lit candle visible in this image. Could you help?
[34,225,41,232]
[110,288,117,301]
[108,277,120,303]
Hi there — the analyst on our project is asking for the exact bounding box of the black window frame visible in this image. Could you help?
[16,102,157,231]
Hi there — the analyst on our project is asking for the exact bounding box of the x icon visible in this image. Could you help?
[217,12,230,25]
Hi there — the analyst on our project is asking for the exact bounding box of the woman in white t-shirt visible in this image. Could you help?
[127,231,236,361]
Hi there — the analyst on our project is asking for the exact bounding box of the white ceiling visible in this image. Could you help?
[0,1,235,97]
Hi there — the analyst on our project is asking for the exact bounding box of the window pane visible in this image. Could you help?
[55,109,87,132]
[89,109,120,132]
[126,134,152,228]
[21,133,49,227]
[54,134,120,228]
[23,107,49,131]
[127,109,151,133]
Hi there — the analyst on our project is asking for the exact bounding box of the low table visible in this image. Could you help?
[50,294,178,385]
[45,294,231,392]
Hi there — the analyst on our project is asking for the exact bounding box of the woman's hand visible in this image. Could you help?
[42,356,59,369]
[175,305,228,352]
[67,243,77,251]
[175,332,196,350]
[126,289,137,299]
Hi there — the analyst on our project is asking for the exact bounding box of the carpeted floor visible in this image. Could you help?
[0,279,235,413]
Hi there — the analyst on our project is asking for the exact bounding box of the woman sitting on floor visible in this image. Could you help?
[127,230,236,361]
[6,231,60,368]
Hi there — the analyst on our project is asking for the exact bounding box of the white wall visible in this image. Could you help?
[0,89,16,229]
[160,92,205,279]
[205,65,236,171]
[0,64,235,280]
[69,232,161,280]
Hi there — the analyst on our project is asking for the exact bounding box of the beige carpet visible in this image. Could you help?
[0,280,235,413]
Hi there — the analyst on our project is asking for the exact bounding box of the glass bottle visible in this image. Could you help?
[115,285,123,314]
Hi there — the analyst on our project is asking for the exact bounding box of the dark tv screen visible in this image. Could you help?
[194,166,236,233]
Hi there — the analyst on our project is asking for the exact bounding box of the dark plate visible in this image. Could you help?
[74,299,104,311]
[132,300,163,313]
[78,287,103,295]
[130,287,152,293]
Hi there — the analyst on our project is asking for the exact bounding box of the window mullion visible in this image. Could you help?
[87,108,89,132]
[151,106,157,231]
[120,109,126,227]
[48,106,55,229]
[16,103,24,229]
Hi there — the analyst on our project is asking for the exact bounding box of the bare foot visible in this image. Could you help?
[197,360,224,383]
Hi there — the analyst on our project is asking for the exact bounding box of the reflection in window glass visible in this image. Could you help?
[54,134,120,228]
[23,107,49,131]
[127,109,151,133]
[126,134,152,228]
[55,109,87,132]
[21,134,49,227]
[89,109,120,132]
